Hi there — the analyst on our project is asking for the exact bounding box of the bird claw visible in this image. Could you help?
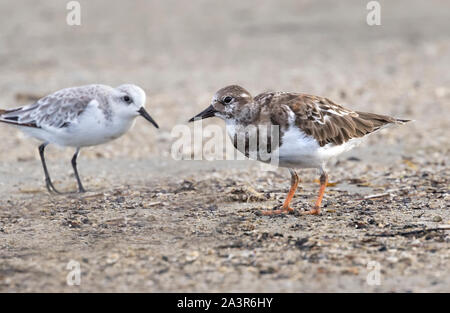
[301,206,321,215]
[45,180,62,194]
[259,207,294,216]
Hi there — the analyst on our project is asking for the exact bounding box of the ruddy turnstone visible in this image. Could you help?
[189,85,410,215]
[0,84,159,193]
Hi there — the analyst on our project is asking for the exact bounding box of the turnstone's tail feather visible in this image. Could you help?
[355,111,410,126]
[355,111,411,132]
[394,118,412,124]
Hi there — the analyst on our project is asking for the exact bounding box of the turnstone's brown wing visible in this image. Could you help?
[258,92,408,147]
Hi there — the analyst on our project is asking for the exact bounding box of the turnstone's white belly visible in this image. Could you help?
[226,121,361,168]
[275,126,362,169]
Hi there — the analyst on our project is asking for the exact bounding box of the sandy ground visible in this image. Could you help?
[0,0,449,292]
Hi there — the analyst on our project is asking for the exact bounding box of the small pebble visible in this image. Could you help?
[432,216,442,223]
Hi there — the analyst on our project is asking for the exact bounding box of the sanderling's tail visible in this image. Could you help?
[0,107,22,116]
[0,107,36,127]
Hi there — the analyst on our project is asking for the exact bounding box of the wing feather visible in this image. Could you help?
[0,87,96,128]
[262,93,404,147]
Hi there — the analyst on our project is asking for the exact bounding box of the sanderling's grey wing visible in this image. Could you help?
[0,86,103,128]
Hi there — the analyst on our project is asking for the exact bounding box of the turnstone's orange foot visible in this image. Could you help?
[189,85,411,217]
[260,207,294,216]
[259,169,299,216]
[301,207,321,215]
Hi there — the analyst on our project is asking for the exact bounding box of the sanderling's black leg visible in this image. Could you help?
[71,148,86,193]
[38,143,61,194]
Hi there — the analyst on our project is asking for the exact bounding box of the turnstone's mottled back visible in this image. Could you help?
[190,85,410,215]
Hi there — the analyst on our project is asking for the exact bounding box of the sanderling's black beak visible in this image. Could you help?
[138,107,159,128]
[188,105,217,122]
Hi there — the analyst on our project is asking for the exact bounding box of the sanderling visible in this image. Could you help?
[189,85,410,215]
[0,84,159,193]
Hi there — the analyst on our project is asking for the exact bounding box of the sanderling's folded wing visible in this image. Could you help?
[0,87,96,129]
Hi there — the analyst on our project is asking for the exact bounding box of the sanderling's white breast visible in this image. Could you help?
[0,83,159,193]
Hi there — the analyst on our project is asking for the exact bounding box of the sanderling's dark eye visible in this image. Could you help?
[223,96,233,104]
[123,95,132,104]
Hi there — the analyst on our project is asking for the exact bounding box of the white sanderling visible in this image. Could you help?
[0,84,159,193]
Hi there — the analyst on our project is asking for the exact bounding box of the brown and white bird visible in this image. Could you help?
[189,85,410,215]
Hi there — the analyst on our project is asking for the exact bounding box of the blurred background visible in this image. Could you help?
[0,0,448,162]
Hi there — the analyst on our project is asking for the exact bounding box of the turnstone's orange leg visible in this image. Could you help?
[302,171,328,215]
[261,169,299,215]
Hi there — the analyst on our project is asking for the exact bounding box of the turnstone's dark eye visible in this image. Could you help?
[123,95,132,104]
[223,96,233,104]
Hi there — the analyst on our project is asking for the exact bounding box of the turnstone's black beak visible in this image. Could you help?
[138,107,159,128]
[188,105,217,122]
